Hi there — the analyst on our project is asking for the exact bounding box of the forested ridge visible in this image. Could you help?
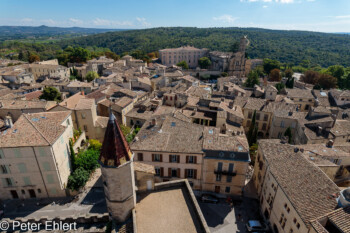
[2,27,350,67]
[60,27,350,67]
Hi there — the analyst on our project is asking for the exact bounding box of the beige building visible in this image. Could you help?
[269,110,307,140]
[252,140,340,233]
[131,115,250,196]
[286,88,315,112]
[0,111,74,199]
[26,64,70,80]
[242,98,295,138]
[159,46,209,69]
[0,99,56,122]
[51,92,108,142]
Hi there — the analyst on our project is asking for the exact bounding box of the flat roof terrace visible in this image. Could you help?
[135,180,209,233]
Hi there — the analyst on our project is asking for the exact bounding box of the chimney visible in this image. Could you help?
[327,140,334,148]
[150,118,157,126]
[229,101,234,109]
[317,126,323,135]
[5,115,13,128]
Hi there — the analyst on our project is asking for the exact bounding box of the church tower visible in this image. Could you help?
[239,35,249,53]
[99,112,136,222]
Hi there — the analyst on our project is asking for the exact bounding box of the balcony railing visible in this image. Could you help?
[214,170,237,176]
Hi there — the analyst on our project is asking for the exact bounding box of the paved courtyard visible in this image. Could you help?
[198,197,262,233]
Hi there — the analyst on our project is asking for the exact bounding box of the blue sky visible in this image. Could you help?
[1,0,350,32]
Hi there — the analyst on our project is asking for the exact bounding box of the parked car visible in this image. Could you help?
[200,194,219,204]
[246,220,269,232]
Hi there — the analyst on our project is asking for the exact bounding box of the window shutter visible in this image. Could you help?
[168,168,171,177]
[186,156,189,163]
[194,169,197,179]
[160,154,163,162]
[177,168,181,178]
[177,155,180,163]
[160,167,164,177]
[152,154,155,161]
[185,169,188,178]
[194,156,197,164]
[169,155,171,162]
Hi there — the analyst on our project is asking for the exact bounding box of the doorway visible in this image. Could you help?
[28,189,36,198]
[215,186,220,193]
[10,190,19,199]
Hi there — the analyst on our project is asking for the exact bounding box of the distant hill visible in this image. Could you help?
[60,27,350,67]
[0,25,129,41]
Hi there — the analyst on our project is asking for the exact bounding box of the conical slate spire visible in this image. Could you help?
[99,112,132,167]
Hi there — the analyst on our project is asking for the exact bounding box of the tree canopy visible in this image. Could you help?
[177,60,189,69]
[39,87,61,102]
[198,57,212,69]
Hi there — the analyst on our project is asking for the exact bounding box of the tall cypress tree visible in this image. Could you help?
[247,110,258,146]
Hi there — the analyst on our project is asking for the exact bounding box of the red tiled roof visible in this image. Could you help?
[99,113,132,167]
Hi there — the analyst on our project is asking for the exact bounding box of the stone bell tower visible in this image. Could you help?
[99,112,136,222]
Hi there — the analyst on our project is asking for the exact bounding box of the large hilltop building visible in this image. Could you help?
[159,46,209,69]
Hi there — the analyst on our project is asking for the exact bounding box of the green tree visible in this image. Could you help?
[75,149,100,173]
[263,59,280,74]
[69,47,91,63]
[69,139,76,172]
[245,70,260,88]
[221,72,228,77]
[285,77,294,88]
[176,60,189,69]
[85,71,99,82]
[88,139,102,151]
[39,87,61,102]
[120,124,131,137]
[67,167,90,191]
[300,59,310,68]
[275,82,285,94]
[284,127,292,144]
[105,51,120,61]
[198,57,212,69]
[247,110,258,146]
[249,143,258,166]
[325,65,345,80]
[18,51,24,60]
[230,41,240,53]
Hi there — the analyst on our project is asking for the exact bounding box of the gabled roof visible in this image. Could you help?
[99,113,132,167]
[258,140,340,228]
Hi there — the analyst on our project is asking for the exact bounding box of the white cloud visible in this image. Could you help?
[136,17,151,27]
[335,15,350,19]
[241,0,294,3]
[263,5,268,8]
[69,18,83,25]
[92,18,133,27]
[213,14,238,24]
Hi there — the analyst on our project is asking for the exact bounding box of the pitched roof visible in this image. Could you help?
[311,206,350,233]
[99,113,132,167]
[0,99,56,110]
[258,140,340,228]
[0,111,71,147]
[131,116,205,154]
